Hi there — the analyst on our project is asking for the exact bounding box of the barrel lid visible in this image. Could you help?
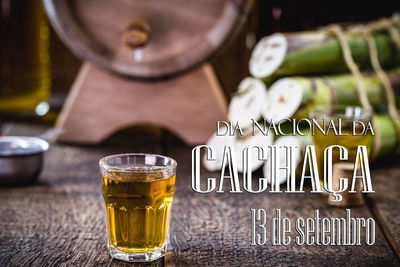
[43,0,250,79]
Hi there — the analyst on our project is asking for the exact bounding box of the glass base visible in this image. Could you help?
[108,244,166,262]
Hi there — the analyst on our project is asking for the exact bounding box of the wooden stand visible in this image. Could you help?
[56,62,228,145]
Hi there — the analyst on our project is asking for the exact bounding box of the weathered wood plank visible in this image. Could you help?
[0,123,398,266]
[368,157,400,258]
[165,145,399,267]
[0,123,162,267]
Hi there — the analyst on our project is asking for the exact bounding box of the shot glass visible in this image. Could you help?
[309,105,373,187]
[99,153,177,262]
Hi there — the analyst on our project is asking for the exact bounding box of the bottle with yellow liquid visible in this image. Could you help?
[99,153,177,263]
[0,0,50,116]
[310,106,373,186]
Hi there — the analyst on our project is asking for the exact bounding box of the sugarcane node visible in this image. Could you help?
[311,79,317,93]
[297,100,310,110]
[322,77,338,104]
[361,25,400,154]
[121,18,152,49]
[328,24,374,112]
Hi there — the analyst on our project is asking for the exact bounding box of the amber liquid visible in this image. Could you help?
[0,0,50,114]
[101,172,175,253]
[312,123,372,185]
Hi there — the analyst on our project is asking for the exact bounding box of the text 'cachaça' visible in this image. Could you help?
[192,144,374,201]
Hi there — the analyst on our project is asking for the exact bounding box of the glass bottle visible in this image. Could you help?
[0,0,50,117]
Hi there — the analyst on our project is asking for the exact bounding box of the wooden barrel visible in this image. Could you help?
[43,0,251,79]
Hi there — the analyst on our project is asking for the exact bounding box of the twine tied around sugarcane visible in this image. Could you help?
[326,13,400,154]
[368,14,400,51]
[325,24,373,111]
[363,28,400,154]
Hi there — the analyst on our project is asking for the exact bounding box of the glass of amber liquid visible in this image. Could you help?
[99,153,177,262]
[309,105,373,187]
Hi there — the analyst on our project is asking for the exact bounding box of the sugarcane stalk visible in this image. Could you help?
[228,77,268,129]
[203,126,236,172]
[267,115,399,183]
[203,127,274,172]
[263,135,306,185]
[249,24,400,80]
[372,114,398,159]
[203,113,398,173]
[234,128,274,173]
[294,114,398,160]
[263,68,400,122]
[262,76,331,121]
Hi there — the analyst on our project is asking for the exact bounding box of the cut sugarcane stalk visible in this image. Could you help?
[372,114,398,159]
[228,77,267,129]
[286,114,397,160]
[260,115,397,185]
[263,68,400,121]
[200,113,398,178]
[261,77,324,122]
[275,114,398,160]
[203,125,236,171]
[263,136,303,185]
[257,115,399,184]
[234,128,274,173]
[249,33,288,80]
[249,25,400,80]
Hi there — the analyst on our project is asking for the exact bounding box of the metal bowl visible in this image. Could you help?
[0,136,49,186]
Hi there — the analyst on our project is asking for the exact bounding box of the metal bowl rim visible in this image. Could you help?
[0,136,49,157]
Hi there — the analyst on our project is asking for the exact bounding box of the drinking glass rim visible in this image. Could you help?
[309,105,373,120]
[99,153,177,173]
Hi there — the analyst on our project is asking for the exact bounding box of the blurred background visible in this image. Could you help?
[1,0,399,133]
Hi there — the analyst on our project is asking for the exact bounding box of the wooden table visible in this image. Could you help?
[0,122,399,266]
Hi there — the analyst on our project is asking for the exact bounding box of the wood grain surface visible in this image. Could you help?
[0,123,399,266]
[55,63,227,145]
[368,157,400,258]
[44,0,251,78]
